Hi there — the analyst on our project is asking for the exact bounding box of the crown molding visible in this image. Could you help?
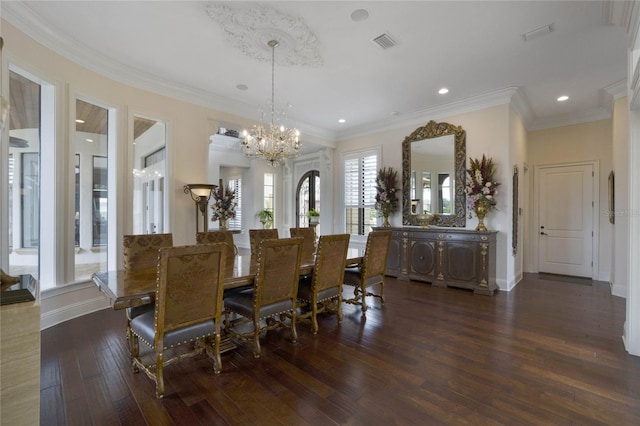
[603,0,640,49]
[527,108,612,132]
[336,87,521,141]
[1,1,335,142]
[605,79,629,99]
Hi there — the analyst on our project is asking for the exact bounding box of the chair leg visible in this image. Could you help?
[337,295,343,323]
[130,332,140,373]
[213,333,221,374]
[156,353,165,399]
[253,317,261,358]
[290,309,298,342]
[360,284,368,316]
[311,302,319,334]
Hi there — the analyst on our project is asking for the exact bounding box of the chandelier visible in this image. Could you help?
[241,40,301,166]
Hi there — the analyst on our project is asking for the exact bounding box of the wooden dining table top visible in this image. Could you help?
[92,249,363,311]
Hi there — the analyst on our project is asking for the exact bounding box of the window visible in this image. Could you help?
[264,172,275,221]
[92,156,108,246]
[7,69,45,281]
[296,170,320,227]
[344,150,377,235]
[75,99,110,280]
[227,177,242,230]
[132,115,167,235]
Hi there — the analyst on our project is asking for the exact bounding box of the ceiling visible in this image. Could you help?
[2,1,630,145]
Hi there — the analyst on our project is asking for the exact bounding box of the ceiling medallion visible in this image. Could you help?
[205,3,323,67]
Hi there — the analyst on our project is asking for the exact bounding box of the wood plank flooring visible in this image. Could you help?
[40,274,640,425]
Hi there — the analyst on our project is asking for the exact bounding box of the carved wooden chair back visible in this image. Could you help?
[129,243,227,398]
[297,233,350,334]
[289,227,317,264]
[196,231,237,277]
[249,228,279,271]
[123,233,173,271]
[122,233,174,349]
[224,237,302,357]
[343,230,392,316]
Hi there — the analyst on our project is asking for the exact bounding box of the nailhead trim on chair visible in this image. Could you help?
[133,332,214,350]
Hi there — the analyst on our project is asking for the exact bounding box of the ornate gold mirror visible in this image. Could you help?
[402,120,466,227]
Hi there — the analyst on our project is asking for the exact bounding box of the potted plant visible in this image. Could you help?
[307,208,320,224]
[257,209,273,229]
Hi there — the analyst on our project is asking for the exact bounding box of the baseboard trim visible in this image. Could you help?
[610,282,627,298]
[40,296,111,330]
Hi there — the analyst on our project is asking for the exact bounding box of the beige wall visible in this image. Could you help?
[334,104,514,289]
[527,119,613,281]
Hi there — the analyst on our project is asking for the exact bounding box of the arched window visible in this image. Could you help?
[296,170,320,227]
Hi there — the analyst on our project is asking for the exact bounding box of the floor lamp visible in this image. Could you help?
[183,184,216,234]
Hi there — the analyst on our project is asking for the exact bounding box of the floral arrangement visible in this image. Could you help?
[375,167,399,217]
[210,182,236,222]
[466,155,500,214]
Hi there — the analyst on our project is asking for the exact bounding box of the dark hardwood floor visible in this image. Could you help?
[41,274,640,425]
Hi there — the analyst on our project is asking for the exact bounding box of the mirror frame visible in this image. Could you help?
[402,120,466,227]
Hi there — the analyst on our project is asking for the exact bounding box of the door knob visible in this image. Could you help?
[540,232,548,235]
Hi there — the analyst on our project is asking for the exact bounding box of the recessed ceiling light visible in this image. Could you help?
[75,119,85,123]
[438,88,449,95]
[85,138,93,143]
[350,9,369,22]
[338,118,346,124]
[557,95,569,102]
[236,84,248,91]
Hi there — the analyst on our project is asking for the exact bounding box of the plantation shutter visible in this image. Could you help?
[228,177,241,230]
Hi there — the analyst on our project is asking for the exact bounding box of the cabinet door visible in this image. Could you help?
[442,241,479,283]
[386,236,402,277]
[409,239,437,281]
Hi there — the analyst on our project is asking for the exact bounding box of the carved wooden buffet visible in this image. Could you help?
[382,227,497,295]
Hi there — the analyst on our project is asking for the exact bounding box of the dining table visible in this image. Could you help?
[92,249,364,311]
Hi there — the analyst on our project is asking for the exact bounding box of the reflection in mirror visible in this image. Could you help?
[132,116,167,235]
[402,120,466,226]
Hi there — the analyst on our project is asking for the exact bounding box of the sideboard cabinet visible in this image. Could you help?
[380,227,497,295]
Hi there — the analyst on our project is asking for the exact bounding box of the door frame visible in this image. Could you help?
[532,161,600,279]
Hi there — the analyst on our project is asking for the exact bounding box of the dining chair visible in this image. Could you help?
[289,227,317,265]
[224,237,303,358]
[297,233,350,334]
[122,233,173,349]
[249,228,279,271]
[343,230,392,317]
[196,231,237,277]
[129,243,227,399]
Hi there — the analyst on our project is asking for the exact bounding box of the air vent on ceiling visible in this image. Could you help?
[372,33,397,49]
[522,24,554,42]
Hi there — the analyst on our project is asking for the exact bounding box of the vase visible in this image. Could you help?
[382,212,391,227]
[474,199,489,232]
[219,218,228,229]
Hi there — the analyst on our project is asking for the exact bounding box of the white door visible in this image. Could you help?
[538,164,594,277]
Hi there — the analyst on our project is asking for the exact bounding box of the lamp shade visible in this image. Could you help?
[183,184,216,201]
